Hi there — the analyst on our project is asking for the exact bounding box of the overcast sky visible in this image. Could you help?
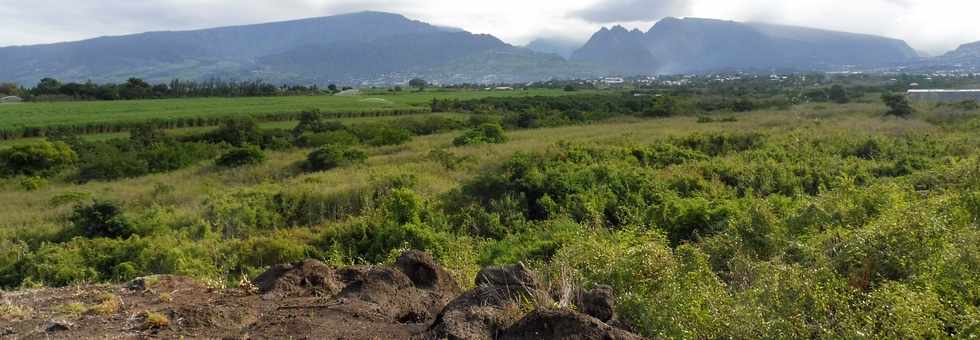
[1,0,977,55]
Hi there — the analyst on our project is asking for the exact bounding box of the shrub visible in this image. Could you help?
[882,93,913,117]
[295,130,360,148]
[350,123,412,146]
[0,141,77,177]
[18,176,48,191]
[70,201,134,239]
[216,145,266,168]
[192,119,263,146]
[453,123,507,146]
[305,145,367,171]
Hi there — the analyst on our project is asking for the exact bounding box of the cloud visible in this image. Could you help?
[572,0,691,23]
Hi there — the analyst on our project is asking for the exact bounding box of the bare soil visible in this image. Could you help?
[0,251,645,340]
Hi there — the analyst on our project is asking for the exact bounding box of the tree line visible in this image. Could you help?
[5,77,328,101]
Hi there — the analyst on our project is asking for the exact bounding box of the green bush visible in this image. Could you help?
[216,145,266,168]
[305,145,368,171]
[882,93,914,117]
[70,201,134,239]
[453,123,507,146]
[350,123,412,146]
[0,141,77,177]
[295,130,360,148]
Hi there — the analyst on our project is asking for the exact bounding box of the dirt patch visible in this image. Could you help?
[0,252,645,339]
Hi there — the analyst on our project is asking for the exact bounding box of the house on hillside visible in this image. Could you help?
[0,96,23,103]
[907,89,980,103]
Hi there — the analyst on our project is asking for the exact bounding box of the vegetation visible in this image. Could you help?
[305,145,368,171]
[26,77,321,101]
[0,88,580,140]
[453,123,507,146]
[216,146,266,168]
[883,93,914,117]
[2,83,980,339]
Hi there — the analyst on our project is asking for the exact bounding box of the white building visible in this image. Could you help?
[0,96,22,103]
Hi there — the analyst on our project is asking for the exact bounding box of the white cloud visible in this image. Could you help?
[0,0,977,54]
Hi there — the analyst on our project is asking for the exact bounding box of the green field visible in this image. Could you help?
[0,89,579,134]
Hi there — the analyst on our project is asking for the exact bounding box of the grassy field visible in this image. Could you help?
[0,89,579,134]
[3,98,979,338]
[0,102,930,229]
[0,112,472,148]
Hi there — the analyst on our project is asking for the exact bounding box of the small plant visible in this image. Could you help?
[158,292,173,303]
[19,176,48,191]
[428,149,473,170]
[215,145,266,168]
[0,301,31,321]
[57,302,88,318]
[89,294,121,315]
[143,311,170,329]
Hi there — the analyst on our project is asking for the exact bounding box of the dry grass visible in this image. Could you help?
[56,302,88,318]
[89,294,122,316]
[143,311,170,329]
[0,301,31,321]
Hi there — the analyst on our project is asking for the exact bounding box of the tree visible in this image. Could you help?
[408,78,428,91]
[0,83,20,96]
[70,200,134,238]
[120,78,151,99]
[882,93,913,117]
[828,85,849,104]
[327,84,339,93]
[34,78,62,95]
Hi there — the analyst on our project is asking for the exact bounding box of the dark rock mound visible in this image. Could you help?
[421,264,550,340]
[253,259,341,299]
[577,285,616,322]
[475,263,540,291]
[501,309,645,340]
[397,250,460,292]
[421,264,645,340]
[248,252,464,338]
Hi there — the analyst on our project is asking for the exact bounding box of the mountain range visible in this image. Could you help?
[571,17,920,74]
[0,11,977,85]
[0,12,590,85]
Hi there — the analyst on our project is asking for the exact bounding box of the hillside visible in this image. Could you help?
[0,12,590,85]
[936,41,980,65]
[572,17,919,74]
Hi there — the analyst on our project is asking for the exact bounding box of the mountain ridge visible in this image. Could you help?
[0,11,589,85]
[573,16,920,74]
[2,12,979,84]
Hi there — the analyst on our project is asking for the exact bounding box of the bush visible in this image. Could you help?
[216,145,266,168]
[75,143,149,182]
[191,119,263,146]
[295,130,360,148]
[70,201,134,239]
[882,93,913,117]
[0,141,77,177]
[305,145,368,171]
[350,123,412,146]
[453,123,507,146]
